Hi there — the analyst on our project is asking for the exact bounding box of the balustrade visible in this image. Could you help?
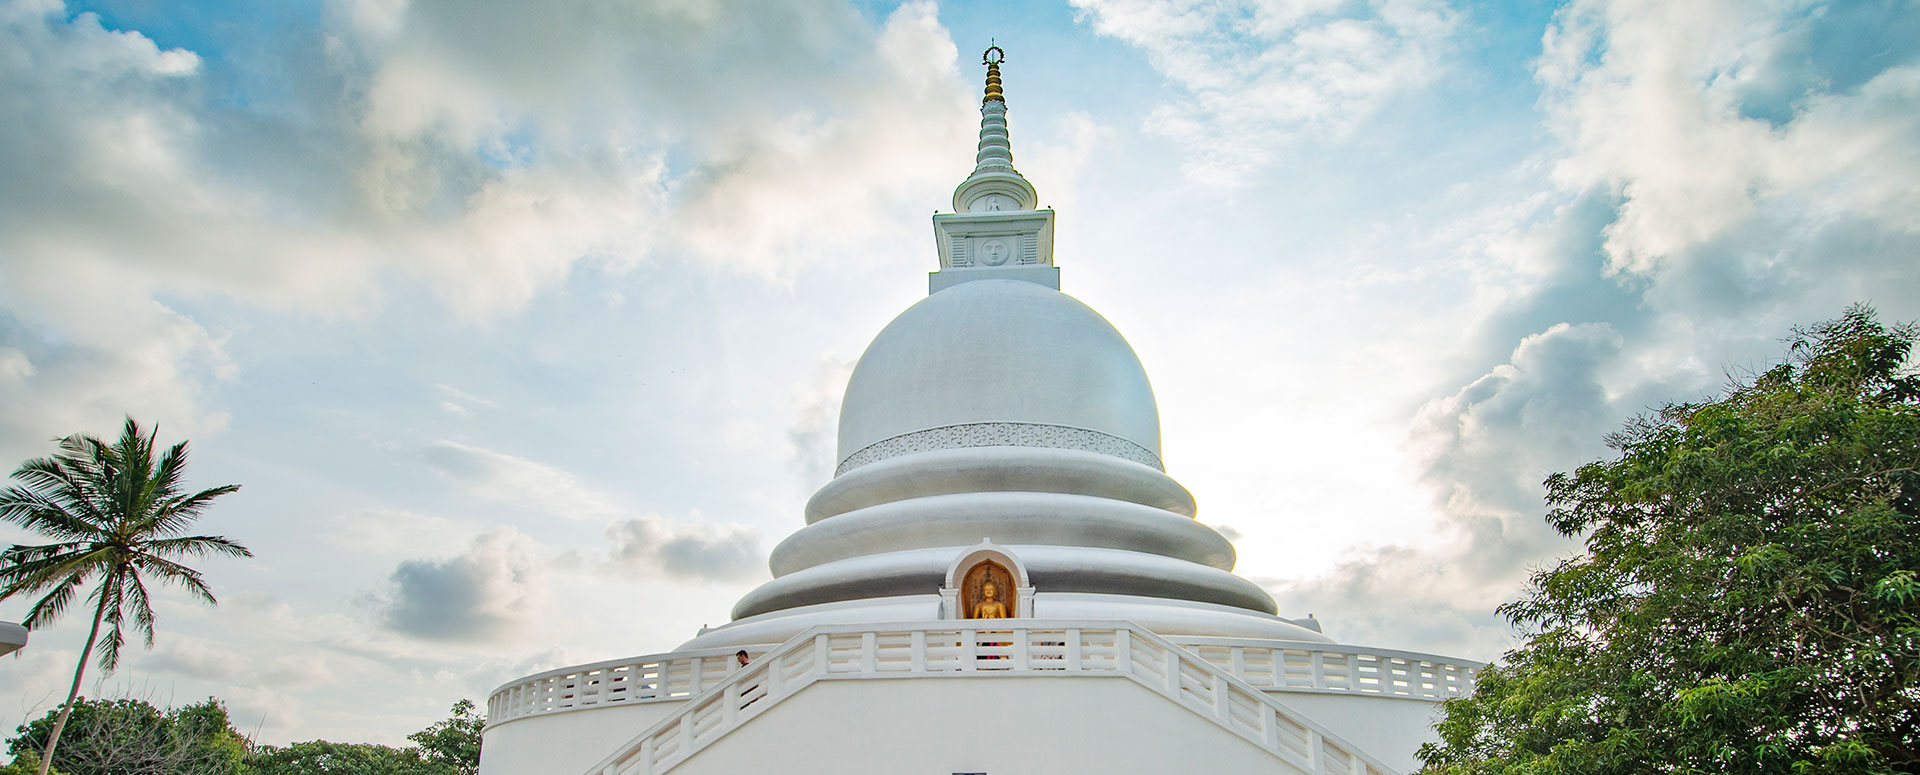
[1167,637,1482,701]
[577,620,1400,775]
[492,629,1481,734]
[486,648,752,727]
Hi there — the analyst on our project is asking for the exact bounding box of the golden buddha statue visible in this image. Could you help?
[971,580,1011,619]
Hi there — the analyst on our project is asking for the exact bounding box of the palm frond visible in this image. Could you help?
[141,535,253,561]
[0,487,107,541]
[0,543,103,591]
[96,614,125,672]
[6,457,111,527]
[93,573,131,671]
[105,422,152,532]
[123,571,157,647]
[0,541,83,566]
[149,438,189,506]
[130,554,217,605]
[52,432,125,532]
[49,433,113,492]
[2,544,112,598]
[20,569,90,629]
[139,484,241,538]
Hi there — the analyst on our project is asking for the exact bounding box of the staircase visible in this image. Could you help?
[579,619,1399,775]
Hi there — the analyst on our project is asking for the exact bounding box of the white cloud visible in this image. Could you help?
[0,643,74,724]
[0,0,972,461]
[0,312,232,471]
[0,348,33,381]
[224,684,308,739]
[1022,110,1117,215]
[1410,322,1636,567]
[1539,0,1920,294]
[435,384,496,410]
[0,5,239,458]
[784,352,856,486]
[373,527,549,641]
[1263,323,1637,659]
[1267,546,1516,659]
[602,514,763,582]
[339,0,974,285]
[324,508,470,556]
[145,636,243,682]
[422,441,618,519]
[1072,0,1460,182]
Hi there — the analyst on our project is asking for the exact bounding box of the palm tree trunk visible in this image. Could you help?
[37,577,112,775]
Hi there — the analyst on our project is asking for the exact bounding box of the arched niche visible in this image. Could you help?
[940,540,1034,620]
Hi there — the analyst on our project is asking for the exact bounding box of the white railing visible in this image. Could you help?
[1169,637,1482,701]
[580,620,1397,775]
[486,648,757,728]
[490,635,1482,729]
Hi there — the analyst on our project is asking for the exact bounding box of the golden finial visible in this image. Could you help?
[982,43,1005,104]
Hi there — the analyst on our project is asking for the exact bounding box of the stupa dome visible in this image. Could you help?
[835,278,1163,475]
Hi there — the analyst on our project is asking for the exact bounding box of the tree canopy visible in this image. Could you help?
[405,700,481,775]
[5,698,245,775]
[5,698,482,775]
[1418,306,1920,774]
[241,740,448,775]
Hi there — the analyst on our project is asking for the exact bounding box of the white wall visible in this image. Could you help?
[1267,693,1445,774]
[674,676,1291,775]
[479,702,679,775]
[480,667,1450,775]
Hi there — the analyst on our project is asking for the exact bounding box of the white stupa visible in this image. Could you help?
[479,49,1478,775]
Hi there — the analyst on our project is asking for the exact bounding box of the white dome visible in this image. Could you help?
[835,279,1162,472]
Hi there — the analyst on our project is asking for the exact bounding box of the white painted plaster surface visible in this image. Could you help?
[479,703,673,775]
[0,622,24,657]
[683,595,1329,651]
[770,491,1233,575]
[1268,692,1448,775]
[806,446,1195,522]
[835,279,1161,464]
[672,677,1289,775]
[732,544,1276,620]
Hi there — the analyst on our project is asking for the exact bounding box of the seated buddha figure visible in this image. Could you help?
[971,580,1011,619]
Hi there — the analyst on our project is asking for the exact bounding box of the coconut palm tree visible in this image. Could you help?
[0,417,252,775]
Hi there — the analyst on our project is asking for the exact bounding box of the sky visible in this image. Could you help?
[1,0,1917,747]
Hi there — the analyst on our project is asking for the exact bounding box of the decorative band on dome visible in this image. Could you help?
[835,421,1163,476]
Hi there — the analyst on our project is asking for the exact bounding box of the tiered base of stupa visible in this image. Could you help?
[479,615,1477,775]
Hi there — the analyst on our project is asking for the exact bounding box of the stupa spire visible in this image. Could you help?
[982,45,1005,103]
[929,45,1057,294]
[952,45,1038,213]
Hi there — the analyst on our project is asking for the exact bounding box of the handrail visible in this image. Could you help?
[1166,636,1482,701]
[486,647,761,729]
[490,635,1483,728]
[579,619,1399,775]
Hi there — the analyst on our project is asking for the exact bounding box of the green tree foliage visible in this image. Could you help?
[5,698,246,775]
[406,700,482,775]
[241,741,448,775]
[0,763,65,775]
[1419,306,1920,775]
[244,700,481,775]
[6,697,483,775]
[0,418,252,775]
